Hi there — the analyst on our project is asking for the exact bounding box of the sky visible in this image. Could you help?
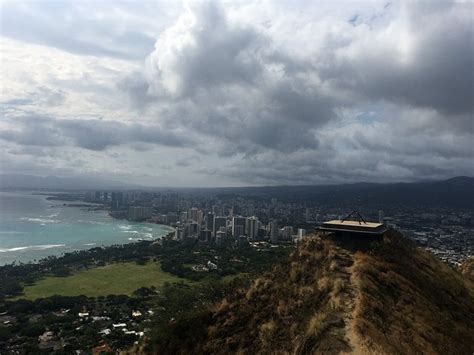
[0,0,473,187]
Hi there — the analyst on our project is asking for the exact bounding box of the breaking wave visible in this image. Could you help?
[0,244,66,253]
[21,217,59,224]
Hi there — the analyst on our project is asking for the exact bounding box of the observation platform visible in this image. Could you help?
[319,220,387,236]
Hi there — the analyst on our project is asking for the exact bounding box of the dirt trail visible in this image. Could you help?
[344,253,373,355]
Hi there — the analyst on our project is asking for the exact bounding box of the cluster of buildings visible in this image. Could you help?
[172,210,306,245]
[86,190,308,244]
[86,191,152,221]
[86,190,321,225]
[394,211,473,265]
[84,190,473,263]
[0,299,156,353]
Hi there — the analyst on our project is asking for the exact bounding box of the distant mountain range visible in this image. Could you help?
[1,174,473,208]
[209,176,474,208]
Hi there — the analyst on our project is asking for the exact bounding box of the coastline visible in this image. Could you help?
[0,227,176,267]
[0,191,174,266]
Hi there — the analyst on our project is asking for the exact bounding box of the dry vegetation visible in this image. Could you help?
[459,257,474,282]
[351,233,474,354]
[203,237,356,354]
[147,232,474,354]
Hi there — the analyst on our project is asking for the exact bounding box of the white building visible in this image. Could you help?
[298,228,306,238]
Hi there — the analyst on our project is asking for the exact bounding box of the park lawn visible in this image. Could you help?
[18,261,184,300]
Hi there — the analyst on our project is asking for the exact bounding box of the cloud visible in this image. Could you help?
[0,0,472,186]
[143,2,338,154]
[146,2,265,97]
[321,2,474,118]
[0,115,190,151]
[2,87,66,108]
[0,1,168,60]
[138,1,473,184]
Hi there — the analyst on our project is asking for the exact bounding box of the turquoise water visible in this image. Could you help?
[0,191,172,265]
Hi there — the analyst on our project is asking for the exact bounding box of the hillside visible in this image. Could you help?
[149,231,474,354]
[459,257,474,282]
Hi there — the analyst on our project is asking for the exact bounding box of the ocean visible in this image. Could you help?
[0,191,172,265]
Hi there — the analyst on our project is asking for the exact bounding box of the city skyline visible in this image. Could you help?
[1,0,473,187]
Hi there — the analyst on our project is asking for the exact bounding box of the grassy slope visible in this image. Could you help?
[174,232,474,354]
[18,262,183,299]
[352,236,474,354]
[201,237,356,354]
[459,256,474,282]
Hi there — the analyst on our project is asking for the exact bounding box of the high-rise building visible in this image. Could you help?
[199,229,212,242]
[111,192,123,203]
[213,216,227,235]
[212,205,224,217]
[189,222,200,236]
[206,213,215,231]
[298,228,306,238]
[128,206,153,221]
[246,216,259,240]
[232,216,246,238]
[281,226,293,240]
[111,192,124,211]
[196,210,204,225]
[233,224,244,238]
[269,220,278,243]
[189,208,199,223]
[175,226,185,241]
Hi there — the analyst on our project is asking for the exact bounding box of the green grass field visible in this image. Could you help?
[18,261,183,300]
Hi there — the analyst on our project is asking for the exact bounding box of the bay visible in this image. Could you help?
[0,191,172,265]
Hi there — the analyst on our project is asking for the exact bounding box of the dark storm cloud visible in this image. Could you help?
[139,1,473,184]
[144,2,338,155]
[210,141,473,186]
[0,115,190,151]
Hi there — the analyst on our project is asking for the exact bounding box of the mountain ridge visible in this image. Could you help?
[1,174,472,208]
[147,231,474,354]
[1,174,472,191]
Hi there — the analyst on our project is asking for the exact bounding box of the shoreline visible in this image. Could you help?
[0,191,175,266]
[0,228,176,268]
